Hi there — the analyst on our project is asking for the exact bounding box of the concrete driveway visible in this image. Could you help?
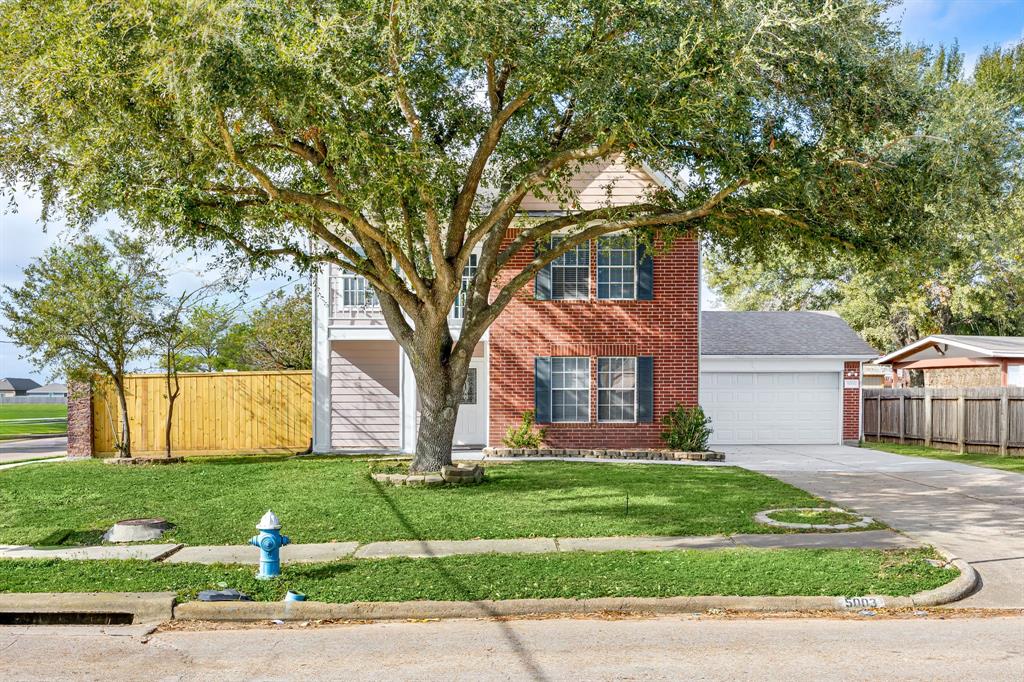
[724,444,1024,608]
[0,436,67,464]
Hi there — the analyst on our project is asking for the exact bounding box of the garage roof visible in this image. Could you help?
[875,335,1024,364]
[701,311,877,357]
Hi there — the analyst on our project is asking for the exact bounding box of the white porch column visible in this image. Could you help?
[399,348,418,454]
[312,266,332,453]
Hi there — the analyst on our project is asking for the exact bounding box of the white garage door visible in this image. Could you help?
[700,372,841,445]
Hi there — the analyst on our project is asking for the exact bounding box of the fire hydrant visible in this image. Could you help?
[250,510,290,579]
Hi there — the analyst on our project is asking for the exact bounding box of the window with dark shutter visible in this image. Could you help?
[550,357,590,422]
[637,356,654,422]
[598,357,637,421]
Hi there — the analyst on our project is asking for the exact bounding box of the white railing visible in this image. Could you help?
[329,256,477,327]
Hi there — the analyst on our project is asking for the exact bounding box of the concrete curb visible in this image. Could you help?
[910,548,979,607]
[0,591,175,624]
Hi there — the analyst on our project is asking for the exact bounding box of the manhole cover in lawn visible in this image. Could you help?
[103,518,172,543]
[754,507,873,531]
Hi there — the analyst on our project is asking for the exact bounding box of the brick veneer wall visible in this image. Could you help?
[842,362,861,444]
[489,234,700,448]
[66,381,94,458]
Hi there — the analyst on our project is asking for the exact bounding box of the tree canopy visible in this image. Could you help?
[706,44,1024,352]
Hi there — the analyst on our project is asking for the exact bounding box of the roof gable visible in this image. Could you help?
[519,156,665,213]
[875,335,1024,364]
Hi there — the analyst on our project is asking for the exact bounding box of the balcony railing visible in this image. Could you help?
[330,256,477,327]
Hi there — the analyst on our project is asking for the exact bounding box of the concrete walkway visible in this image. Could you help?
[724,444,1024,608]
[0,435,67,464]
[0,529,917,565]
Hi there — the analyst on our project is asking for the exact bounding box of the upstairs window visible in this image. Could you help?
[340,274,378,309]
[452,253,478,320]
[597,235,637,300]
[549,236,590,300]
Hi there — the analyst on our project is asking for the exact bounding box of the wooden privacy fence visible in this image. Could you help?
[862,387,1024,456]
[92,371,312,456]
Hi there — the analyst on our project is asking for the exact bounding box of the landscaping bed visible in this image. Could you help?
[861,442,1024,474]
[1,458,861,546]
[0,548,956,602]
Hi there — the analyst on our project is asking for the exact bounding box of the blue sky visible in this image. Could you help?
[1,0,1022,380]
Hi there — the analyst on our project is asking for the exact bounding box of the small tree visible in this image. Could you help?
[1,233,165,457]
[153,287,218,457]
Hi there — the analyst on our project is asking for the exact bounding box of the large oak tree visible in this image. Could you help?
[0,0,967,470]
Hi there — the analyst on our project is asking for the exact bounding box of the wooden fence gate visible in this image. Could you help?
[862,387,1024,456]
[91,371,312,456]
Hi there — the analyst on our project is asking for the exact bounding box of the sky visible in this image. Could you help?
[1,0,1022,381]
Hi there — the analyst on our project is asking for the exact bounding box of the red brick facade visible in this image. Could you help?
[842,361,862,443]
[489,234,700,448]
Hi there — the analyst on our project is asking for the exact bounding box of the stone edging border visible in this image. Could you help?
[754,507,874,531]
[482,447,724,462]
[0,549,978,625]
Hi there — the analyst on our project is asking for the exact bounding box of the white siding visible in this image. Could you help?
[519,157,659,212]
[330,341,400,449]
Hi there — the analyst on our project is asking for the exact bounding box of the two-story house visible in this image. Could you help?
[311,160,874,454]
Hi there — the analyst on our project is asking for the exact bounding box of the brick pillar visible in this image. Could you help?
[842,361,862,445]
[66,381,94,458]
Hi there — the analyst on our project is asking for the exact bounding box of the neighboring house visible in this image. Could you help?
[311,160,874,453]
[27,383,68,398]
[0,377,41,397]
[862,363,890,388]
[874,336,1024,388]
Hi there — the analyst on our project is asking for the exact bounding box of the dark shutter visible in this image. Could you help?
[637,356,654,422]
[534,239,552,300]
[636,242,654,300]
[535,356,552,423]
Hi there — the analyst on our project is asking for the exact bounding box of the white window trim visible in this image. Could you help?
[596,235,638,301]
[550,237,591,301]
[597,356,638,423]
[550,356,591,423]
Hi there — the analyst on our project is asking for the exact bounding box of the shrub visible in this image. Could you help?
[503,410,546,448]
[660,404,713,451]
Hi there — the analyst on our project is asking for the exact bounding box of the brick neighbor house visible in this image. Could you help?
[311,160,876,453]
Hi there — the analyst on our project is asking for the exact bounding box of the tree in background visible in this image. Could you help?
[706,44,1024,352]
[0,1,996,470]
[242,286,312,371]
[182,302,236,372]
[1,234,165,457]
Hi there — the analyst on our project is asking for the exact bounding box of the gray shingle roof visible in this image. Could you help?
[701,311,877,357]
[27,383,68,394]
[0,377,41,392]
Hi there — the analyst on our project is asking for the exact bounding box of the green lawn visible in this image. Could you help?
[0,402,67,438]
[0,458,843,546]
[862,442,1024,474]
[0,548,955,602]
[768,509,863,526]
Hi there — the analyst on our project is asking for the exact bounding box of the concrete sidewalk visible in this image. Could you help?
[0,529,920,565]
[725,444,1024,608]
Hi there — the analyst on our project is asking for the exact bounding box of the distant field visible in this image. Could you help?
[0,403,67,420]
[0,403,67,438]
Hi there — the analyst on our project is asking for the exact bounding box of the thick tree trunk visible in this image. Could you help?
[407,323,474,473]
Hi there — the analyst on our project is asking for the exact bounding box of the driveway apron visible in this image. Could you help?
[723,444,1024,608]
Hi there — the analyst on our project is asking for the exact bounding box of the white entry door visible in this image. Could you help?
[453,358,486,446]
[700,371,841,445]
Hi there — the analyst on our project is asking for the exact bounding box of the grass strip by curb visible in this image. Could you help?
[0,548,956,603]
[861,442,1024,474]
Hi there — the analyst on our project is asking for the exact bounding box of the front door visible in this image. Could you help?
[453,357,486,446]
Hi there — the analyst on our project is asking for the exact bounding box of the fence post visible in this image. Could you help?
[875,396,882,440]
[999,391,1010,457]
[66,381,94,458]
[898,394,906,444]
[924,391,933,447]
[957,390,966,454]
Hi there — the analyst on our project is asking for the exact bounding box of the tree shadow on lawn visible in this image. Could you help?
[368,476,552,681]
[34,528,105,547]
